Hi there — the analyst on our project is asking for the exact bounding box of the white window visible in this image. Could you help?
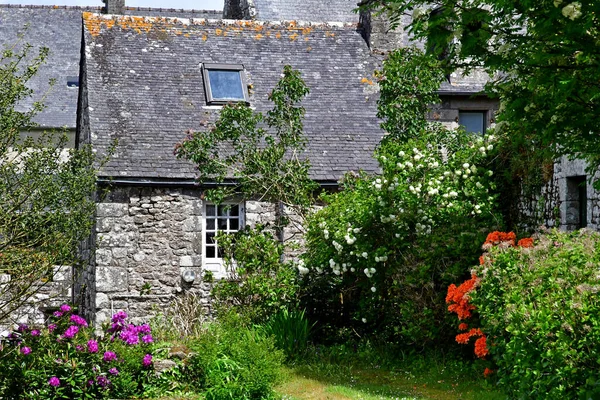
[202,201,244,276]
[201,63,249,105]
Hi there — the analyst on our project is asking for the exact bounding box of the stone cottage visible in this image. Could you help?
[1,0,596,326]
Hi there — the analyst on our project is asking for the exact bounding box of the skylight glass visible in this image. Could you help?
[207,70,245,101]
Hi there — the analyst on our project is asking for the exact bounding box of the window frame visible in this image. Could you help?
[201,63,249,105]
[202,200,245,276]
[458,110,487,135]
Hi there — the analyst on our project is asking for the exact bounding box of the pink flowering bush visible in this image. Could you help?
[0,305,158,399]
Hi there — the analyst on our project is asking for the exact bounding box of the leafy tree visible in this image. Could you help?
[360,0,600,181]
[176,66,317,321]
[175,65,318,230]
[0,41,99,324]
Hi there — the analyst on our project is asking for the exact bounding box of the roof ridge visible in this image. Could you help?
[123,6,221,13]
[0,4,221,12]
[0,3,101,10]
[87,12,359,29]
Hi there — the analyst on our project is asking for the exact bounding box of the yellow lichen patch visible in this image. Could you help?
[215,28,223,36]
[254,33,264,40]
[175,30,182,35]
[275,32,282,39]
[301,27,313,35]
[254,25,264,32]
[266,31,271,37]
[53,5,59,8]
[361,77,374,85]
[288,20,297,29]
[202,33,208,41]
[289,33,298,41]
[304,37,309,41]
[184,33,191,38]
[245,21,253,27]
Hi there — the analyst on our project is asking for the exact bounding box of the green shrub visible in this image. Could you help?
[185,316,284,400]
[473,229,600,399]
[262,308,315,360]
[0,306,159,399]
[212,225,300,323]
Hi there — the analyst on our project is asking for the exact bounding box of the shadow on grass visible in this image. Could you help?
[276,357,507,400]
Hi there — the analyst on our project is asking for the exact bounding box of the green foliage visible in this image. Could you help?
[0,306,158,399]
[175,65,318,217]
[212,226,300,323]
[361,0,600,182]
[301,48,501,347]
[185,315,285,400]
[0,40,101,322]
[377,47,446,141]
[472,229,600,399]
[262,308,315,360]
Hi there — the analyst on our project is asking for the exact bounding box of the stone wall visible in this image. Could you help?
[0,265,72,335]
[92,185,280,324]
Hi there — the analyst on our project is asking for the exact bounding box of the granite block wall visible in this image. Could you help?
[91,185,281,324]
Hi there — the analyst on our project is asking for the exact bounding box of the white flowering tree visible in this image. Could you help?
[300,48,502,346]
[360,0,600,181]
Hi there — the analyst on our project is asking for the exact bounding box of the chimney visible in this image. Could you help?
[103,0,125,14]
[223,0,256,19]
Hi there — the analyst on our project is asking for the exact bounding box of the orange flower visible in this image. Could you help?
[455,328,483,344]
[474,335,489,358]
[517,237,534,248]
[484,231,516,246]
[483,368,494,378]
[479,255,485,265]
[458,323,468,331]
[446,274,478,320]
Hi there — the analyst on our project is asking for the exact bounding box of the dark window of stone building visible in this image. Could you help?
[203,202,244,261]
[202,63,248,105]
[459,111,486,134]
[566,176,587,230]
[67,76,79,88]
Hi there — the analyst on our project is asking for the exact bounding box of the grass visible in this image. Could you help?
[275,352,507,400]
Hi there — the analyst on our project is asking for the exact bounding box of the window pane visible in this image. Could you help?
[230,218,239,230]
[206,204,216,216]
[206,219,215,230]
[206,232,216,244]
[208,70,244,101]
[218,218,228,230]
[218,204,230,217]
[206,246,216,258]
[459,112,485,134]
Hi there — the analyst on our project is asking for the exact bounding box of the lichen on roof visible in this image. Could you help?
[82,12,357,39]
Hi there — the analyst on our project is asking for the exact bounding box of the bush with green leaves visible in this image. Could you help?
[0,306,158,399]
[300,48,501,347]
[212,225,300,323]
[185,314,284,400]
[472,229,600,399]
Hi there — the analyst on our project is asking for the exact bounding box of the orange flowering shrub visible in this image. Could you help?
[483,368,494,378]
[484,231,516,246]
[447,231,533,375]
[446,274,478,320]
[517,237,534,248]
[474,336,489,358]
[455,328,483,344]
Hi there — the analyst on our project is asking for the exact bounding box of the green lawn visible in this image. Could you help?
[276,362,506,400]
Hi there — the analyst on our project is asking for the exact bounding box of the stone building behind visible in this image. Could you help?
[0,0,596,327]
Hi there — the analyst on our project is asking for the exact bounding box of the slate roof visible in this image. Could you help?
[254,0,360,23]
[0,5,222,129]
[82,13,383,181]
